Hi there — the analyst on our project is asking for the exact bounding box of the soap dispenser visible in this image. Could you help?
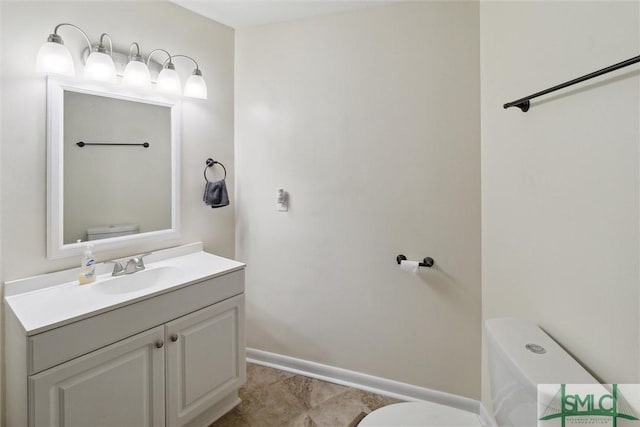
[78,241,96,285]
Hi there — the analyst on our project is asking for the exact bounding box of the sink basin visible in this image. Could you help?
[93,266,183,295]
[4,245,246,336]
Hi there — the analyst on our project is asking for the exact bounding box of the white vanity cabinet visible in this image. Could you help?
[5,246,246,427]
[166,296,245,427]
[30,326,167,427]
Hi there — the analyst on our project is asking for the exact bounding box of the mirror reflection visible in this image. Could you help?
[63,91,172,244]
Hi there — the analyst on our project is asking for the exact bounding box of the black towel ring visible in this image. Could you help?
[204,158,227,182]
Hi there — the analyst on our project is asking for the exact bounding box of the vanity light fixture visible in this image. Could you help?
[36,24,116,83]
[171,55,208,99]
[36,23,208,99]
[185,70,207,99]
[123,42,152,90]
[36,23,92,76]
[148,49,182,96]
[83,33,117,83]
[157,64,182,95]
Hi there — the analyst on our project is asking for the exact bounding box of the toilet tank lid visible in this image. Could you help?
[87,224,138,234]
[485,317,598,386]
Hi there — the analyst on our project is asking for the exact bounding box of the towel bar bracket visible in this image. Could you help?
[509,100,530,112]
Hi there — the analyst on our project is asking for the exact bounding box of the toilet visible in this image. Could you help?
[86,224,138,241]
[359,401,482,426]
[359,318,598,426]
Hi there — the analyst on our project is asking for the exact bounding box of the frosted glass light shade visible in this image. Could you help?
[184,73,207,99]
[156,67,182,95]
[36,41,75,76]
[84,51,116,83]
[123,60,151,90]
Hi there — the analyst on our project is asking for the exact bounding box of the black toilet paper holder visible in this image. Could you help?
[396,254,435,268]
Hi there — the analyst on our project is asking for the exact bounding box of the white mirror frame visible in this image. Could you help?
[46,77,181,259]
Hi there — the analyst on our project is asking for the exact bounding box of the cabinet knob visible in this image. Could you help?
[170,333,179,342]
[155,340,164,349]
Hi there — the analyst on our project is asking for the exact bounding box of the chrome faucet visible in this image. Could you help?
[109,261,125,276]
[124,258,141,274]
[109,253,151,276]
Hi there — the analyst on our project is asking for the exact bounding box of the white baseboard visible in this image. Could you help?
[479,403,497,427]
[246,347,494,425]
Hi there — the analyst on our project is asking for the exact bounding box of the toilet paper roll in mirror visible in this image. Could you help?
[400,260,419,272]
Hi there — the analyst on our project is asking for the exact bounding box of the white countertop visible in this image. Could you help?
[5,245,245,336]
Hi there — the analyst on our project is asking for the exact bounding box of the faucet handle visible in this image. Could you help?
[136,253,152,270]
[108,261,124,276]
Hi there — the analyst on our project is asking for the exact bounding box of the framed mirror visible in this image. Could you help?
[47,78,181,259]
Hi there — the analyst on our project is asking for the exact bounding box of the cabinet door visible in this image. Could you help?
[29,326,165,427]
[166,294,246,427]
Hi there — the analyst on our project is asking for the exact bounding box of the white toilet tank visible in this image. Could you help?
[86,224,138,241]
[485,318,598,426]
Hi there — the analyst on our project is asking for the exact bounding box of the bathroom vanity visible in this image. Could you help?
[4,243,245,427]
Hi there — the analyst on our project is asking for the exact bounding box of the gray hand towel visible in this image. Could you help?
[203,179,230,208]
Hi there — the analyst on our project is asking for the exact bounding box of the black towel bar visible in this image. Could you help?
[504,54,640,112]
[76,141,149,148]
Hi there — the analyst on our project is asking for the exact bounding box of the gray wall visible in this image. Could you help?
[235,2,481,398]
[480,0,640,406]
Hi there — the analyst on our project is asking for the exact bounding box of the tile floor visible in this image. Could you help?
[210,363,402,427]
